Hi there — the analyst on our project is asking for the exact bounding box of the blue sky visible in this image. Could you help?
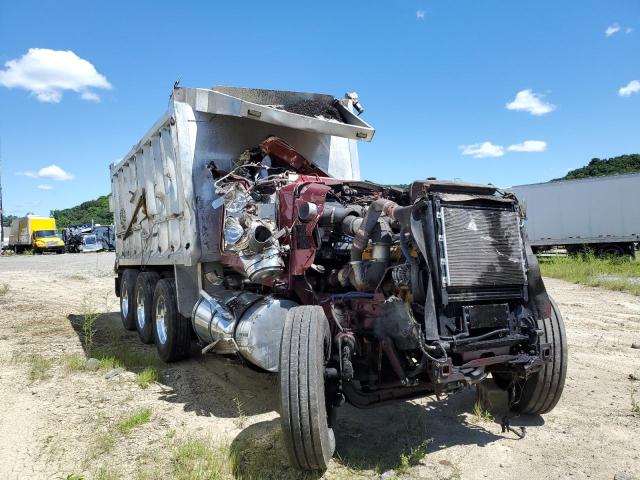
[1,1,638,217]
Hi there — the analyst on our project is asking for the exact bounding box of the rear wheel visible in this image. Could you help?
[152,279,191,362]
[279,305,335,471]
[135,272,160,344]
[120,269,139,330]
[511,296,567,414]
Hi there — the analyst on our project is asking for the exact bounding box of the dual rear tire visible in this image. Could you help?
[119,269,190,363]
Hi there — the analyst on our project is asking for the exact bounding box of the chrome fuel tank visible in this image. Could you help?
[192,289,298,372]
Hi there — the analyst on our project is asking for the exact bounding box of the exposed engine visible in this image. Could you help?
[191,136,552,404]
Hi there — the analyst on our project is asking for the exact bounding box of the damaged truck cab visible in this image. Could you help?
[111,86,567,471]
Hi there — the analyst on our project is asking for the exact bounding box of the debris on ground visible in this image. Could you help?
[84,358,99,371]
[105,367,124,379]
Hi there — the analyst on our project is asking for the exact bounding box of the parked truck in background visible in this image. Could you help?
[8,216,65,254]
[111,85,566,471]
[510,173,640,257]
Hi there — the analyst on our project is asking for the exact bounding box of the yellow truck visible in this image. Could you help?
[8,216,65,254]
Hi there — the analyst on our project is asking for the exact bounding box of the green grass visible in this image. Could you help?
[172,438,232,480]
[137,366,159,389]
[396,441,430,475]
[0,282,9,296]
[540,252,640,296]
[28,354,52,381]
[116,407,153,434]
[470,401,494,424]
[93,465,121,480]
[93,347,160,370]
[64,354,86,371]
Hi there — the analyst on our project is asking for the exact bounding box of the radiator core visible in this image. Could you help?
[441,206,526,288]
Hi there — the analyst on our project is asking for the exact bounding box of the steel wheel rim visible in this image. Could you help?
[121,282,129,318]
[156,296,168,344]
[136,288,145,329]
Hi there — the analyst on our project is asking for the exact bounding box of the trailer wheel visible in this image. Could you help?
[134,272,160,344]
[120,269,139,331]
[279,305,335,471]
[152,279,191,363]
[511,296,568,414]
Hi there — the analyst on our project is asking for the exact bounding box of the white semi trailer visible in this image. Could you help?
[511,173,640,256]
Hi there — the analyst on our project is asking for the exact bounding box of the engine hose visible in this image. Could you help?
[348,199,395,261]
[443,328,510,346]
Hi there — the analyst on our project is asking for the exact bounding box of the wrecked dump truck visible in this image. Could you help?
[110,86,567,471]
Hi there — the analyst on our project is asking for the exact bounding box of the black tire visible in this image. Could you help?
[513,296,567,414]
[134,272,160,344]
[152,279,191,363]
[279,305,335,471]
[120,269,139,330]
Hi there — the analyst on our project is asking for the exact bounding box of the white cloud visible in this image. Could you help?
[80,91,100,102]
[506,89,556,116]
[619,80,640,97]
[626,27,634,34]
[17,164,74,181]
[606,24,621,37]
[507,140,547,152]
[36,184,53,190]
[460,142,505,158]
[0,48,112,103]
[416,10,425,20]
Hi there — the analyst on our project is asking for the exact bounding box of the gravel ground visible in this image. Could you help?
[0,253,639,479]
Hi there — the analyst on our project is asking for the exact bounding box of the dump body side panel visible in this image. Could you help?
[511,173,640,246]
[111,87,370,268]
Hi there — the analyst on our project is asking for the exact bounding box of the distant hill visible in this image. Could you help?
[555,154,640,181]
[51,195,112,228]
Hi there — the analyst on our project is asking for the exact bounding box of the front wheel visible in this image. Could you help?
[279,305,335,471]
[508,296,568,414]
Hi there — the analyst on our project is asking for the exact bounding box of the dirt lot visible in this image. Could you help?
[0,253,639,480]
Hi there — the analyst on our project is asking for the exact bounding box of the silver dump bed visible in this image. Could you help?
[110,86,375,268]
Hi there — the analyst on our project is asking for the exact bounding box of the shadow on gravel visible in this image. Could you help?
[67,310,523,476]
[67,311,278,419]
[230,419,322,480]
[332,388,504,472]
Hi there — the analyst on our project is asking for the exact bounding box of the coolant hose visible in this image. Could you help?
[348,199,397,262]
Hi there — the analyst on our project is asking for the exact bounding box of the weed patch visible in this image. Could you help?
[396,441,430,475]
[172,438,232,480]
[137,366,159,389]
[93,347,159,370]
[117,407,153,434]
[0,282,9,296]
[64,354,86,371]
[471,401,494,424]
[28,354,52,381]
[233,397,247,429]
[93,464,121,480]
